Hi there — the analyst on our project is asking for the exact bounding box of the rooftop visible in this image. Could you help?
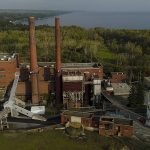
[111,83,130,96]
[20,62,102,69]
[111,72,125,75]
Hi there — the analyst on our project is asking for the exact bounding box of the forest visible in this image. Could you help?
[0,24,149,78]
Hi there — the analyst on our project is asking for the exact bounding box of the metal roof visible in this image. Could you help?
[20,62,102,68]
[111,83,130,96]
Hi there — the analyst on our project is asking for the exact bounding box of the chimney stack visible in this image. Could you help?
[29,17,39,104]
[55,17,61,73]
[55,17,62,107]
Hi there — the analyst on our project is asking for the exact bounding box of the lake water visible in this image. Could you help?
[24,11,150,29]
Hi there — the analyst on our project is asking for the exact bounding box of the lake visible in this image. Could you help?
[23,11,150,29]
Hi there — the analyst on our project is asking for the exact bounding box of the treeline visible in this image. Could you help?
[0,10,70,21]
[0,10,70,30]
[0,25,150,82]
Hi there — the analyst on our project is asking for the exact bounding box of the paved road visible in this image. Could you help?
[102,91,145,121]
[134,121,150,143]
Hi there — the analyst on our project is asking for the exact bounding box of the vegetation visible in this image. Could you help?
[0,26,149,75]
[0,10,70,31]
[0,130,149,150]
[128,82,145,107]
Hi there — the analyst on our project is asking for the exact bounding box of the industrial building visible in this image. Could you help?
[0,17,103,109]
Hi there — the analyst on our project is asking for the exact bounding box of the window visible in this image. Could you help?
[0,74,5,79]
[0,68,5,72]
[105,123,113,130]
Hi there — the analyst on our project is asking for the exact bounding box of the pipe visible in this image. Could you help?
[29,17,39,105]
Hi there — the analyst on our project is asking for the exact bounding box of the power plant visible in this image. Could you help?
[1,16,150,142]
[0,17,103,110]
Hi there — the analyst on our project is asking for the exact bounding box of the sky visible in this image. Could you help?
[0,0,150,12]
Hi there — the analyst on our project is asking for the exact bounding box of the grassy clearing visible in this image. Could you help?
[0,130,149,150]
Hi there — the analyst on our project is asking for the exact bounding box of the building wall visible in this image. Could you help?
[63,82,83,92]
[99,123,133,137]
[61,114,71,124]
[62,67,103,80]
[0,57,103,105]
[110,72,126,83]
[0,60,17,88]
[81,117,92,127]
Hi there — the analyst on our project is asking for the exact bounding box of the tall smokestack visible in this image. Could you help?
[55,17,62,107]
[29,17,39,104]
[55,17,61,73]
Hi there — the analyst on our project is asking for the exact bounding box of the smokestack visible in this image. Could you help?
[55,17,61,73]
[55,17,62,107]
[29,17,39,104]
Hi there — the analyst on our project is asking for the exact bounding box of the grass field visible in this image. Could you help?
[0,129,150,150]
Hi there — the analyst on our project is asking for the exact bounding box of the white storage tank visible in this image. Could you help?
[31,106,45,115]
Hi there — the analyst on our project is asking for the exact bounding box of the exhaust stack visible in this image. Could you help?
[55,17,62,107]
[29,17,39,104]
[55,17,61,73]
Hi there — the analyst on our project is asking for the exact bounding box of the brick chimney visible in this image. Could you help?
[29,17,39,104]
[55,17,62,107]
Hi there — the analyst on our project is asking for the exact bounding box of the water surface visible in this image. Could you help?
[23,11,150,29]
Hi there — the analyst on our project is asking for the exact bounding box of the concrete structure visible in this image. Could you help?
[144,77,150,126]
[99,116,133,137]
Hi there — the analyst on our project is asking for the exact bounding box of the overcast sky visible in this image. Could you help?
[0,0,150,12]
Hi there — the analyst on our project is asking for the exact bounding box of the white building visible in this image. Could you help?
[144,77,150,126]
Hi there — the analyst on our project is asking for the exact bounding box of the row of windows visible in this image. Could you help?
[0,75,6,78]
